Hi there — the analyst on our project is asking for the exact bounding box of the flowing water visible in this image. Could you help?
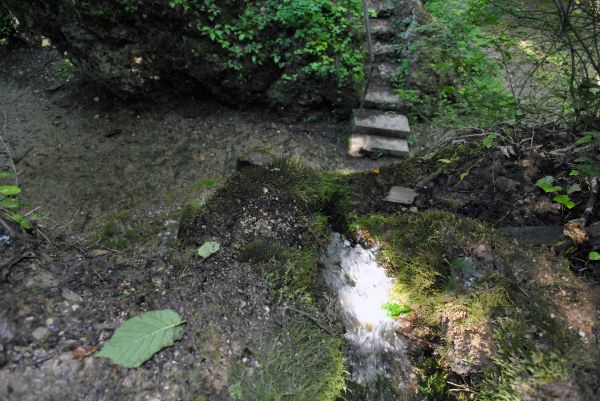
[323,233,418,400]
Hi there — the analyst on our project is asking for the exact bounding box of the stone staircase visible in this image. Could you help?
[349,0,411,158]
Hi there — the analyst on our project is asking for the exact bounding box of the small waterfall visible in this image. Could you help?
[323,233,418,400]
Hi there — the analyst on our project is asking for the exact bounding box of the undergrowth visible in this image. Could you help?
[395,0,516,128]
[166,0,364,92]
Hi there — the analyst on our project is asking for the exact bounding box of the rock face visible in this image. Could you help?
[2,1,362,111]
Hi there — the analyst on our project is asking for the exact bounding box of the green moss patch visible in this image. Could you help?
[228,317,345,401]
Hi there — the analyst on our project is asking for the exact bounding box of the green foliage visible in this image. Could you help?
[382,302,410,317]
[0,8,15,46]
[417,359,448,400]
[396,0,516,128]
[96,309,186,368]
[588,251,600,261]
[534,176,562,193]
[0,170,32,230]
[552,194,576,209]
[166,0,364,90]
[482,133,497,149]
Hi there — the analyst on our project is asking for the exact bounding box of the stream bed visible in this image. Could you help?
[323,233,418,400]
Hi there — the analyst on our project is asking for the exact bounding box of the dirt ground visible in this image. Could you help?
[0,47,390,247]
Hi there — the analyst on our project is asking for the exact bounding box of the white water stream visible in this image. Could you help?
[323,233,416,398]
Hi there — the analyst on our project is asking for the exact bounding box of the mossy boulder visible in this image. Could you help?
[2,0,363,112]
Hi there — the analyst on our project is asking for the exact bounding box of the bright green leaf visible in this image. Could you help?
[575,157,590,163]
[9,213,31,230]
[553,195,576,209]
[483,133,497,149]
[197,241,220,259]
[459,172,469,181]
[589,251,600,261]
[96,309,186,368]
[567,184,582,194]
[0,185,21,196]
[569,170,580,176]
[382,302,411,317]
[438,158,453,164]
[535,176,562,193]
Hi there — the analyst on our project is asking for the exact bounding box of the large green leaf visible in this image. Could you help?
[96,309,186,368]
[0,185,21,196]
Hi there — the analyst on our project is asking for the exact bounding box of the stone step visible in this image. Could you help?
[369,19,393,39]
[372,43,398,60]
[370,62,402,82]
[349,134,409,158]
[352,109,410,138]
[364,85,402,110]
[369,0,396,17]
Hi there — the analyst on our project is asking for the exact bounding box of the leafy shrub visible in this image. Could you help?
[166,0,364,91]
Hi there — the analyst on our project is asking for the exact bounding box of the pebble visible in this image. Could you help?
[32,327,50,341]
[62,289,83,303]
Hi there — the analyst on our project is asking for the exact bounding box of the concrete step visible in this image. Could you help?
[364,85,402,110]
[369,0,395,17]
[352,109,410,138]
[349,134,409,158]
[372,43,398,60]
[369,19,393,39]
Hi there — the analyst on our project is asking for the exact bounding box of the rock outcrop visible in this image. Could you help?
[2,0,363,112]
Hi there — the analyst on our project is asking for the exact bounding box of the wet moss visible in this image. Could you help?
[228,317,345,401]
[241,241,319,307]
[353,211,500,326]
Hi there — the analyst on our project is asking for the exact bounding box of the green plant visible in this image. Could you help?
[535,176,579,210]
[166,0,364,91]
[382,302,411,317]
[395,0,517,128]
[0,170,32,230]
[0,8,15,46]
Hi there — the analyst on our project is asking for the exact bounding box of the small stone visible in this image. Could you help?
[495,176,519,193]
[45,318,55,326]
[93,97,100,102]
[385,186,419,205]
[62,289,83,303]
[32,327,50,341]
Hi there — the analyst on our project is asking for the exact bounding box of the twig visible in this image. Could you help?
[580,177,598,227]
